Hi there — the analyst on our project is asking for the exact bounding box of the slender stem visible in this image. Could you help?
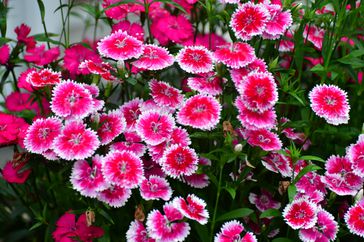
[210,165,223,242]
[37,0,51,49]
[46,169,58,208]
[58,0,67,46]
[144,0,153,43]
[10,68,19,92]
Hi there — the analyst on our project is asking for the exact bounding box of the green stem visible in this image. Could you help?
[37,0,51,49]
[210,165,223,242]
[58,0,67,46]
[144,0,153,43]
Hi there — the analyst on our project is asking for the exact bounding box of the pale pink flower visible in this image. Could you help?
[176,45,214,74]
[140,175,172,201]
[173,194,209,225]
[187,72,223,96]
[133,44,174,70]
[97,185,132,208]
[283,198,318,229]
[161,145,198,178]
[214,42,256,69]
[149,79,184,109]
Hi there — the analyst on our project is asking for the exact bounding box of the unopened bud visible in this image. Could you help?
[117,60,125,69]
[234,144,243,152]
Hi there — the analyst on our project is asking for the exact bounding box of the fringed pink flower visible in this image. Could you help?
[126,220,155,242]
[110,131,146,157]
[51,80,94,119]
[239,71,278,112]
[261,152,292,177]
[345,199,364,238]
[230,3,269,41]
[309,84,350,125]
[149,80,184,109]
[161,145,198,178]
[177,94,221,130]
[136,110,175,146]
[283,198,318,229]
[70,155,108,198]
[303,25,325,50]
[263,4,292,39]
[176,46,214,74]
[299,208,338,242]
[173,194,209,225]
[112,20,144,41]
[181,158,211,189]
[53,120,100,160]
[97,110,126,145]
[97,30,144,60]
[133,44,174,70]
[244,128,282,151]
[215,220,257,242]
[97,185,132,208]
[146,202,191,241]
[140,175,172,201]
[347,134,364,176]
[249,190,281,212]
[2,160,32,184]
[24,45,60,66]
[296,171,326,197]
[79,60,116,81]
[26,68,61,87]
[120,98,143,131]
[230,58,267,89]
[24,117,62,154]
[214,42,256,69]
[187,72,223,96]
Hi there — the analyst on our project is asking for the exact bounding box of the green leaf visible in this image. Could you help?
[98,209,115,224]
[310,64,325,73]
[29,222,43,231]
[101,0,143,14]
[287,184,297,203]
[155,0,187,14]
[272,238,294,242]
[37,0,46,21]
[216,208,254,222]
[126,77,137,85]
[0,2,7,37]
[259,208,281,219]
[193,223,209,241]
[293,164,322,184]
[289,92,306,106]
[223,186,236,200]
[300,155,325,163]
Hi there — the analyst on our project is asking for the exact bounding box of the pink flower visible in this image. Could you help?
[173,194,209,225]
[345,199,364,238]
[177,94,221,130]
[120,98,143,131]
[249,190,281,212]
[214,42,256,69]
[51,80,94,119]
[5,91,41,114]
[296,171,326,197]
[14,23,36,50]
[102,151,144,188]
[230,58,267,89]
[97,185,132,207]
[161,145,198,178]
[347,134,364,176]
[283,198,318,229]
[26,68,61,87]
[181,158,211,189]
[244,128,282,151]
[279,30,294,52]
[261,151,292,177]
[24,45,60,66]
[187,72,223,96]
[0,44,10,64]
[110,131,146,157]
[299,208,338,242]
[53,120,100,160]
[309,84,350,125]
[0,112,28,146]
[263,4,292,39]
[97,110,126,145]
[215,220,257,242]
[102,0,143,20]
[176,45,214,74]
[140,175,172,201]
[136,110,175,146]
[97,30,144,60]
[112,20,144,41]
[303,25,325,50]
[230,3,269,41]
[126,220,155,242]
[182,33,227,51]
[146,202,191,241]
[24,117,62,154]
[79,60,117,81]
[70,155,108,198]
[17,68,37,91]
[239,71,278,112]
[133,44,174,70]
[2,159,31,184]
[149,79,184,109]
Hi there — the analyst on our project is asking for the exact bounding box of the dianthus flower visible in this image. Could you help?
[230,58,267,89]
[26,68,61,87]
[0,44,10,64]
[347,134,364,176]
[283,198,318,229]
[173,194,209,225]
[79,60,117,81]
[120,98,143,131]
[214,220,257,242]
[112,20,144,41]
[97,185,132,208]
[140,175,172,201]
[303,25,325,50]
[345,199,364,238]
[110,131,146,157]
[126,220,155,242]
[187,72,223,96]
[97,110,126,145]
[249,190,281,212]
[2,158,31,184]
[149,79,184,109]
[214,42,256,69]
[161,145,198,178]
[24,45,60,66]
[261,151,292,177]
[176,45,214,74]
[14,23,36,50]
[244,128,282,151]
[133,44,174,71]
[262,4,292,39]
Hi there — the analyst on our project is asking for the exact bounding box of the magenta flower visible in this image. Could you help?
[214,42,256,69]
[97,185,132,208]
[79,60,117,81]
[97,110,126,145]
[173,194,209,225]
[187,72,223,96]
[230,58,267,89]
[182,33,227,51]
[262,4,292,39]
[110,131,146,157]
[177,94,221,130]
[249,190,280,212]
[97,30,144,60]
[0,44,10,64]
[53,120,100,160]
[283,198,318,230]
[182,158,211,189]
[102,151,144,188]
[146,202,191,241]
[347,134,364,176]
[149,79,184,109]
[299,208,338,242]
[17,68,37,91]
[309,84,350,125]
[136,110,175,146]
[2,160,31,184]
[5,92,47,114]
[126,220,155,242]
[24,45,60,66]
[176,45,214,74]
[230,3,269,41]
[244,128,282,151]
[279,30,295,52]
[133,44,174,70]
[120,98,143,131]
[26,68,61,87]
[24,117,62,154]
[14,23,36,50]
[345,199,364,238]
[140,175,172,201]
[51,80,94,119]
[303,25,325,50]
[0,113,28,146]
[161,145,198,178]
[112,20,144,41]
[70,155,108,198]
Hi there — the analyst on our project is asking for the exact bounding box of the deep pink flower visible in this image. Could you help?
[263,4,292,39]
[79,60,117,81]
[177,94,221,130]
[2,160,31,184]
[230,3,269,41]
[146,202,191,241]
[347,134,364,176]
[97,30,144,60]
[26,68,61,87]
[303,25,325,50]
[112,20,144,41]
[249,190,280,212]
[140,175,172,201]
[102,151,144,188]
[0,44,10,64]
[161,145,198,178]
[244,128,282,151]
[214,42,256,69]
[17,68,37,91]
[51,80,94,119]
[136,110,175,146]
[283,198,318,229]
[309,84,350,125]
[299,209,338,242]
[133,44,174,70]
[120,98,143,131]
[126,220,155,242]
[97,185,132,207]
[345,199,364,238]
[261,151,292,177]
[187,72,223,96]
[322,173,363,196]
[53,120,100,160]
[239,71,278,112]
[97,110,126,145]
[149,79,184,109]
[173,194,209,225]
[0,113,28,146]
[296,171,327,197]
[5,91,40,113]
[230,58,267,89]
[182,33,227,51]
[70,155,108,198]
[176,45,214,74]
[24,45,60,66]
[24,117,62,154]
[102,0,143,20]
[110,131,146,157]
[14,23,36,50]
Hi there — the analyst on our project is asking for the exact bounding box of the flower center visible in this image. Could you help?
[258,135,270,143]
[70,133,82,145]
[256,86,265,95]
[295,211,306,219]
[176,153,185,164]
[67,91,79,105]
[194,104,206,113]
[115,39,126,48]
[151,122,161,133]
[38,127,50,139]
[324,96,336,105]
[119,162,127,173]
